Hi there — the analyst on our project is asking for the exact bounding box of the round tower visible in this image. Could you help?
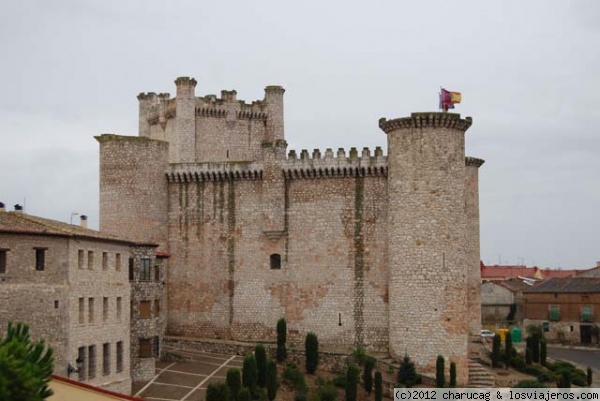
[264,85,285,143]
[379,112,472,384]
[96,134,169,250]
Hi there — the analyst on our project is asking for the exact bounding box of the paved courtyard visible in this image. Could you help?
[133,349,243,401]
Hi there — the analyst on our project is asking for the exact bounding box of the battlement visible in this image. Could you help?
[283,146,388,179]
[379,112,473,133]
[465,157,485,167]
[165,162,263,183]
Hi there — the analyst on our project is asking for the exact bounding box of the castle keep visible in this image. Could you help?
[96,77,484,382]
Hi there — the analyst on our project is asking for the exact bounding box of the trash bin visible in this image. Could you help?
[511,327,522,343]
[498,328,509,342]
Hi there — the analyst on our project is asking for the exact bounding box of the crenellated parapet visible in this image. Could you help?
[283,146,387,179]
[165,162,263,183]
[379,112,472,134]
[465,156,485,167]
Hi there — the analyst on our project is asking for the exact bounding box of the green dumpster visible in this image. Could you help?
[511,327,522,343]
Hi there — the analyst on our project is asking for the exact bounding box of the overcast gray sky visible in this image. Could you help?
[1,0,599,269]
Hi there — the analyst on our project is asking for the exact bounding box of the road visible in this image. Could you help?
[547,346,600,370]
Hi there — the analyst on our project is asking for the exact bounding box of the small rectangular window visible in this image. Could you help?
[116,341,123,373]
[581,305,593,322]
[78,250,84,269]
[154,336,160,357]
[542,321,549,332]
[116,253,121,271]
[88,297,95,323]
[88,251,94,270]
[129,258,134,281]
[140,258,151,281]
[102,252,108,271]
[103,343,111,376]
[78,297,85,324]
[549,305,560,321]
[54,300,59,309]
[270,254,281,270]
[139,338,152,358]
[140,301,151,319]
[103,297,108,322]
[0,249,7,274]
[35,248,46,271]
[88,345,96,379]
[78,346,86,380]
[154,265,160,282]
[117,297,122,322]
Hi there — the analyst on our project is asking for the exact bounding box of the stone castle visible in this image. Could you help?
[96,76,484,382]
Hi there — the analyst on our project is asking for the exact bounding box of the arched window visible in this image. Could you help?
[270,254,281,270]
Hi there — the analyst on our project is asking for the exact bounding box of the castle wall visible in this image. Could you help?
[165,171,389,351]
[96,135,169,249]
[466,158,484,337]
[381,113,471,384]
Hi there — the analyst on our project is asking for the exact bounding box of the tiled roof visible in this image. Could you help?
[481,264,542,280]
[522,277,600,293]
[0,211,156,247]
[540,269,578,279]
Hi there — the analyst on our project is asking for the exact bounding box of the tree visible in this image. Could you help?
[540,340,547,366]
[0,322,54,401]
[374,371,383,401]
[206,382,230,401]
[277,318,287,362]
[491,334,501,368]
[305,332,319,374]
[436,355,445,387]
[266,360,278,401]
[531,336,540,363]
[226,368,242,401]
[587,367,593,387]
[242,355,258,396]
[255,344,267,388]
[345,363,360,401]
[363,356,375,394]
[398,354,419,388]
[238,387,251,401]
[559,370,571,388]
[449,362,457,388]
[505,333,513,369]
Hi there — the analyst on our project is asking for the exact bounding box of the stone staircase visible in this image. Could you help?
[468,360,495,387]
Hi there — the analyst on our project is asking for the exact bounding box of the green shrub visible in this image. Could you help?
[255,344,267,388]
[525,346,532,365]
[206,382,230,401]
[277,318,287,362]
[345,363,360,401]
[559,370,571,388]
[540,341,547,366]
[450,362,456,388]
[531,336,540,363]
[238,388,251,401]
[375,371,383,401]
[398,354,420,388]
[436,355,445,387]
[318,383,338,401]
[242,355,258,395]
[514,380,546,388]
[283,362,308,394]
[305,332,319,374]
[332,374,346,388]
[226,368,242,401]
[294,393,308,401]
[364,356,375,394]
[352,347,367,365]
[266,360,278,401]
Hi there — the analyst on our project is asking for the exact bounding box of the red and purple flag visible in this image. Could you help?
[439,88,462,111]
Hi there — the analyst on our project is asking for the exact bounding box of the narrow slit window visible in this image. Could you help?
[34,248,46,271]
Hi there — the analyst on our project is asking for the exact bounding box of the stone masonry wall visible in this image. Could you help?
[165,171,389,351]
[466,159,484,338]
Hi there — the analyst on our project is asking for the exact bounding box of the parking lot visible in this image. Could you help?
[133,349,244,401]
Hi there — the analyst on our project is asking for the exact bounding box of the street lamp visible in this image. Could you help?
[67,357,83,378]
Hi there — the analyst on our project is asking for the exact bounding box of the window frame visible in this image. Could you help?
[34,247,47,271]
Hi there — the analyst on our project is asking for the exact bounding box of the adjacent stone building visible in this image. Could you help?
[0,204,161,394]
[96,77,485,382]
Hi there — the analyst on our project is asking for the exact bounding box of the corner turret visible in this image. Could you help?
[175,77,197,163]
[264,86,285,143]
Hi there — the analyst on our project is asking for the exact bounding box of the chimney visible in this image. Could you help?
[0,202,5,212]
[80,215,88,229]
[14,204,23,213]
